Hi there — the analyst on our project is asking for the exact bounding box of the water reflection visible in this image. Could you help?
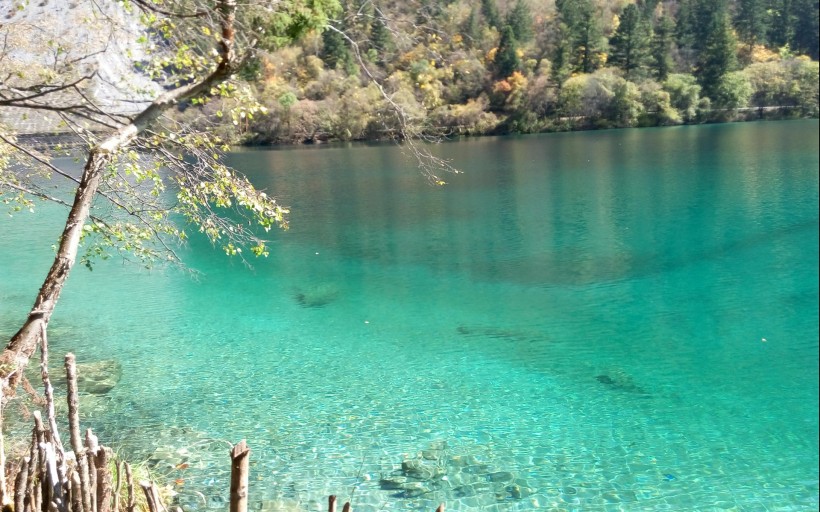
[1,121,817,511]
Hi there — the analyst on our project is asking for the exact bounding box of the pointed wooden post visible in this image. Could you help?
[229,440,250,512]
[66,354,92,512]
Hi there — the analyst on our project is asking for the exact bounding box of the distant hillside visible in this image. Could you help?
[180,0,818,144]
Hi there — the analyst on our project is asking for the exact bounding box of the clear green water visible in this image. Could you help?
[1,120,818,511]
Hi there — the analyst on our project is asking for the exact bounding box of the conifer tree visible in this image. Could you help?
[650,14,674,81]
[321,25,352,70]
[767,0,796,49]
[555,0,604,73]
[791,0,820,58]
[369,10,394,66]
[495,25,521,78]
[696,0,737,100]
[481,0,502,30]
[735,0,769,51]
[675,0,697,58]
[462,5,484,48]
[609,4,651,79]
[507,0,534,42]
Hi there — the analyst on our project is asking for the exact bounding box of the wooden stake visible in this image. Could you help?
[94,447,112,512]
[436,504,445,512]
[112,461,122,512]
[42,442,63,508]
[13,456,28,512]
[85,430,98,512]
[328,495,337,512]
[32,412,48,510]
[0,383,6,509]
[25,429,38,512]
[341,502,351,512]
[71,473,83,512]
[65,354,92,512]
[123,463,135,512]
[229,440,250,512]
[33,476,41,512]
[139,481,162,512]
[39,326,64,453]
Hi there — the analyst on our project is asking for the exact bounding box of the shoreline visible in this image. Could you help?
[12,107,816,152]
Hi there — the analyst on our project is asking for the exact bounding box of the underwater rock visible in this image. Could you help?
[487,471,515,483]
[456,325,547,343]
[148,445,188,470]
[49,359,122,395]
[595,369,648,395]
[293,283,339,308]
[381,445,532,504]
[401,459,442,481]
[379,476,409,490]
[448,454,480,468]
[76,359,122,395]
[422,449,442,461]
[428,440,448,451]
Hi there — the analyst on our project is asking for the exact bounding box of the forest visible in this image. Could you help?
[179,0,820,144]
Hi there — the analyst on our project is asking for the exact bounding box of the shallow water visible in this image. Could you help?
[2,120,818,511]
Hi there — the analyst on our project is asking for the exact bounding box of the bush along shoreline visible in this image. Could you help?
[177,54,819,147]
[171,0,819,147]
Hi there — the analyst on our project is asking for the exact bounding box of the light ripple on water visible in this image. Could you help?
[1,121,818,510]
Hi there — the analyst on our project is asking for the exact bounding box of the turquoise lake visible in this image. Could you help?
[1,120,818,510]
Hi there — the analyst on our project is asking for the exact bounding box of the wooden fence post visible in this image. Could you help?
[229,440,250,512]
[65,354,92,512]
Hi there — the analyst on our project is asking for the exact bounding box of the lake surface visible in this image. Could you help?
[1,121,818,511]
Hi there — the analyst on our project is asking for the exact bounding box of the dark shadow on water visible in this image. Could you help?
[469,218,819,287]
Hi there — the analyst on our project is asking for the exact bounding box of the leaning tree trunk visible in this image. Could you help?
[0,0,241,395]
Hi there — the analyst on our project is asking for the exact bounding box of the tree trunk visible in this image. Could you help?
[0,0,240,396]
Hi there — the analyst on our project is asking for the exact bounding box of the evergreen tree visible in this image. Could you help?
[320,25,351,70]
[552,38,573,85]
[650,14,674,81]
[463,6,483,47]
[341,0,373,43]
[735,0,769,51]
[675,0,698,51]
[495,25,521,78]
[768,0,796,49]
[417,0,443,25]
[555,0,604,73]
[507,0,534,42]
[481,0,502,30]
[609,4,651,79]
[791,0,820,58]
[369,11,394,65]
[696,0,737,100]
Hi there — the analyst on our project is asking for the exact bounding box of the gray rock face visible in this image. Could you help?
[1,0,159,135]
